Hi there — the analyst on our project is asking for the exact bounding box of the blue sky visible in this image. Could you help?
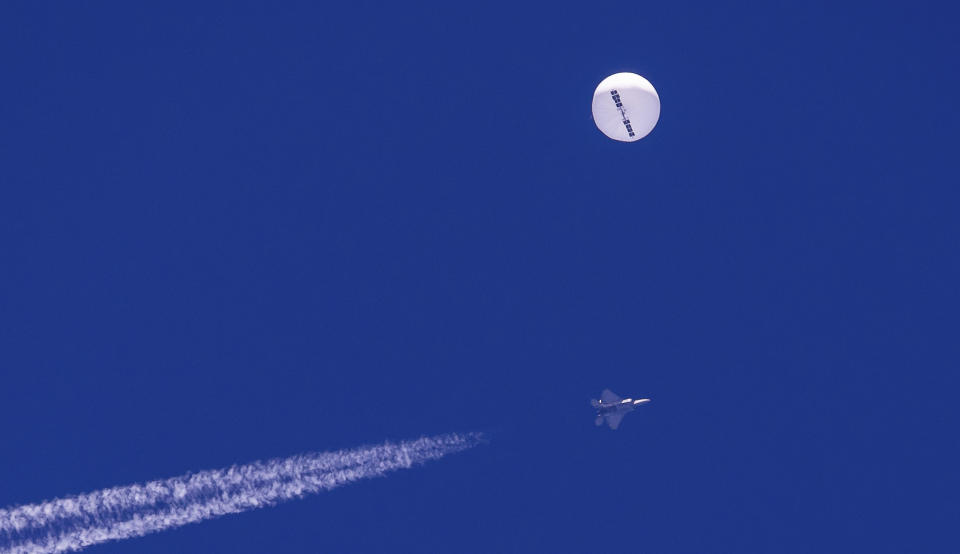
[1,2,958,552]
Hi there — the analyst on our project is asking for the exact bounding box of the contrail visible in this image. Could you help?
[0,433,481,553]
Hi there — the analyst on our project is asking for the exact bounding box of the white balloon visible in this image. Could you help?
[592,73,660,142]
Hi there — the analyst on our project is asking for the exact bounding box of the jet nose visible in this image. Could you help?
[633,398,651,405]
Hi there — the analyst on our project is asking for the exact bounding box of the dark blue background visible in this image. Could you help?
[2,2,957,552]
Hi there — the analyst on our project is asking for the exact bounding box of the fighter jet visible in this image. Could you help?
[591,389,650,430]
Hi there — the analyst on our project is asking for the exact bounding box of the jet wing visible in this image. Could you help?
[601,389,621,403]
[604,411,625,430]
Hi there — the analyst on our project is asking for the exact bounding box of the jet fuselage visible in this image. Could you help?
[592,390,650,429]
[596,397,650,415]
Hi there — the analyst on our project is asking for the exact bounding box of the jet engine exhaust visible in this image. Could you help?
[0,433,482,554]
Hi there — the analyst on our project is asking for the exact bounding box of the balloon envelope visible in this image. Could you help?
[592,73,660,142]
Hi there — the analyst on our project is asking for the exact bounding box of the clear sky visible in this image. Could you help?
[1,2,958,552]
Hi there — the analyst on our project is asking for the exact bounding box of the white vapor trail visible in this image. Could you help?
[0,433,481,554]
